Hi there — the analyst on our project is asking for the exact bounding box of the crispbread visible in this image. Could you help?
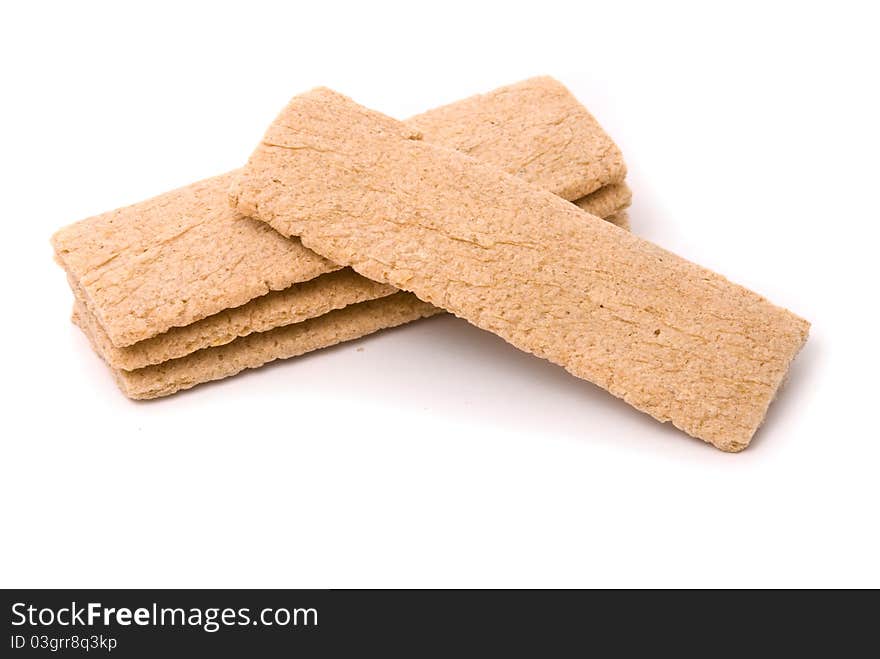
[53,77,626,348]
[574,183,632,219]
[605,211,630,230]
[71,269,395,370]
[232,88,810,452]
[75,192,622,392]
[407,76,625,200]
[54,174,338,347]
[73,194,625,372]
[73,294,439,399]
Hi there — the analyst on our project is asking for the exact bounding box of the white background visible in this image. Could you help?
[1,1,877,588]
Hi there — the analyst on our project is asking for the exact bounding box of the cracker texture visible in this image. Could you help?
[232,88,810,452]
[75,197,623,371]
[53,77,625,347]
[74,294,439,399]
[75,195,626,378]
[75,269,395,370]
[74,195,624,374]
[605,211,630,230]
[53,173,339,347]
[574,183,632,219]
[408,76,626,200]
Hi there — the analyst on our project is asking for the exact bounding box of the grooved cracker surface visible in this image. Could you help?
[73,294,439,399]
[232,88,810,452]
[53,77,626,347]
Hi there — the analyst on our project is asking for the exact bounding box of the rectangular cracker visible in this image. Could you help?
[231,88,810,452]
[73,294,439,400]
[69,269,395,370]
[53,76,625,348]
[574,182,632,220]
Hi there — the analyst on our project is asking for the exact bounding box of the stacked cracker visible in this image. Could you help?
[53,78,632,400]
[54,77,810,451]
